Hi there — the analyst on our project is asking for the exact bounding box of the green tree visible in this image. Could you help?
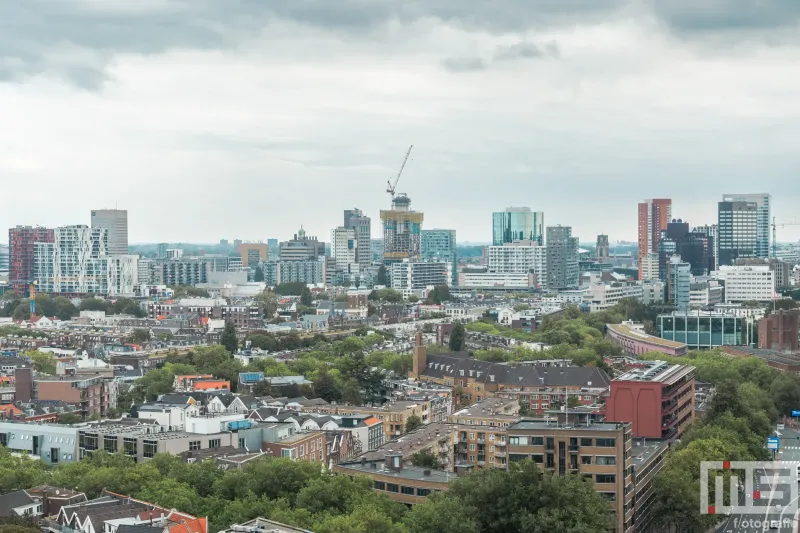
[255,290,279,319]
[410,449,439,469]
[404,414,423,433]
[12,303,30,321]
[427,285,451,305]
[448,323,466,352]
[301,286,313,306]
[313,367,341,402]
[128,329,151,344]
[27,350,57,375]
[335,294,350,303]
[405,494,479,533]
[377,265,387,286]
[57,411,82,424]
[221,320,238,354]
[254,266,265,282]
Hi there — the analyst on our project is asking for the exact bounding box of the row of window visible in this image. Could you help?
[508,436,616,448]
[373,481,435,497]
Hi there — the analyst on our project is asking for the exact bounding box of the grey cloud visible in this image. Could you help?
[441,56,487,73]
[2,0,800,89]
[493,41,559,61]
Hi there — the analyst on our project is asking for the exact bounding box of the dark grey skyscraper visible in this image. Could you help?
[343,208,372,270]
[718,201,757,266]
[546,225,579,289]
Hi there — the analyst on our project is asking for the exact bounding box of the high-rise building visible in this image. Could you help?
[34,225,138,296]
[722,193,770,258]
[8,226,55,295]
[267,239,279,261]
[380,194,423,264]
[486,242,547,287]
[280,228,325,262]
[390,261,452,290]
[693,224,718,268]
[595,235,610,260]
[637,199,672,280]
[666,255,691,311]
[331,227,359,274]
[492,207,544,246]
[91,209,129,255]
[658,220,714,278]
[546,226,579,289]
[237,243,268,267]
[343,209,372,270]
[717,200,757,266]
[0,244,9,276]
[371,239,384,263]
[421,229,457,286]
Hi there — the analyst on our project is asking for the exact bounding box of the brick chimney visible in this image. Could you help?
[411,331,427,380]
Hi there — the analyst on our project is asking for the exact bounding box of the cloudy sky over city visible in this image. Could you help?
[2,0,800,244]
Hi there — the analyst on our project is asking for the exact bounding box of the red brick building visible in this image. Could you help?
[262,431,326,464]
[8,225,54,295]
[758,309,799,352]
[606,361,695,441]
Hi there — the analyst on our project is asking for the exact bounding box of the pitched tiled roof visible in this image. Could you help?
[422,353,610,389]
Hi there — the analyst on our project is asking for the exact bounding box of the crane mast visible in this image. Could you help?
[386,145,413,198]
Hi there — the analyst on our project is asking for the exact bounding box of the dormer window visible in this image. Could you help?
[459,370,464,376]
[489,375,495,382]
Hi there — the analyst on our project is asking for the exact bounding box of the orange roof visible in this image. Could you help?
[0,404,23,418]
[201,317,209,325]
[193,380,230,391]
[364,416,382,426]
[168,517,208,533]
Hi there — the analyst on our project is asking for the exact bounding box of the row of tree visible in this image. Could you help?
[0,448,613,533]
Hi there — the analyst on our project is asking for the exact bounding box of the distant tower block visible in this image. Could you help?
[380,194,424,265]
[596,234,610,260]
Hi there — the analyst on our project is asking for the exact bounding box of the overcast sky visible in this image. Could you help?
[2,0,800,245]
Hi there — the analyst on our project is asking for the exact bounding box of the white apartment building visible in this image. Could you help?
[640,253,660,281]
[486,242,547,279]
[33,225,138,296]
[688,281,724,308]
[331,227,359,274]
[582,282,644,312]
[717,265,775,303]
[641,280,665,305]
[460,271,536,291]
[390,261,452,290]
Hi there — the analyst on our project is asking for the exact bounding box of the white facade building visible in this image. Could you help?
[582,282,644,312]
[331,227,359,274]
[460,271,536,291]
[717,265,775,302]
[640,252,660,281]
[33,225,138,296]
[390,261,452,290]
[90,209,129,255]
[641,280,665,305]
[688,281,724,308]
[486,242,546,282]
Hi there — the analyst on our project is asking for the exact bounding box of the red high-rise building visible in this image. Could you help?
[637,199,672,280]
[8,225,54,296]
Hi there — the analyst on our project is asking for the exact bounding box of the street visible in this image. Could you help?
[716,426,800,533]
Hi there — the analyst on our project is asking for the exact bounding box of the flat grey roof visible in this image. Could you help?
[338,461,454,483]
[508,420,628,432]
[631,440,669,470]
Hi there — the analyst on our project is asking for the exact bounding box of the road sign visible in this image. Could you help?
[779,423,786,430]
[768,437,780,450]
[792,410,800,417]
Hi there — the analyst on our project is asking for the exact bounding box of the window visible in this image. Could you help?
[581,456,592,465]
[417,488,431,497]
[596,474,616,484]
[531,454,544,463]
[123,438,137,457]
[143,440,158,459]
[596,456,617,466]
[387,483,399,493]
[299,445,305,455]
[531,437,544,446]
[189,441,201,451]
[601,492,617,501]
[374,481,385,490]
[208,439,221,449]
[401,486,415,495]
[509,436,528,446]
[595,438,616,447]
[50,448,59,464]
[580,438,593,447]
[282,449,294,458]
[470,444,475,450]
[103,435,118,453]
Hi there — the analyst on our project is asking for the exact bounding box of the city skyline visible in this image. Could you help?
[2,2,800,243]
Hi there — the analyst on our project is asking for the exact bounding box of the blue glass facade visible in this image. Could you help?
[492,208,544,245]
[657,313,755,349]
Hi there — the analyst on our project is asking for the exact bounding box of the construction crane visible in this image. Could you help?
[386,145,413,199]
[771,216,800,257]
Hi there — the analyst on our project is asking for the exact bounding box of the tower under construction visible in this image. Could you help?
[380,194,424,264]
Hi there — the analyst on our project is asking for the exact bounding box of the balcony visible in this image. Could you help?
[495,451,507,458]
[496,439,507,447]
[477,438,485,444]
